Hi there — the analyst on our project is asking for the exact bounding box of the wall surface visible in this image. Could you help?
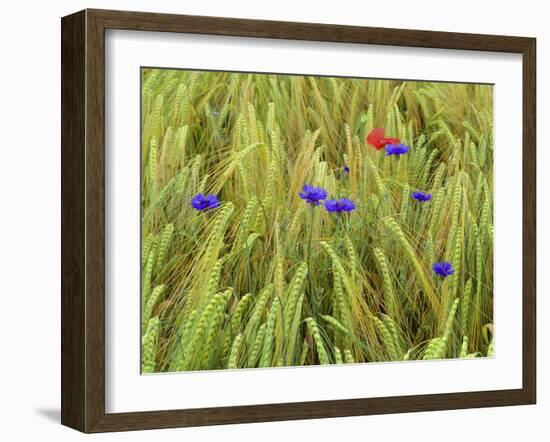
[0,0,547,440]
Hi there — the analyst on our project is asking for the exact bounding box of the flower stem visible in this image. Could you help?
[306,205,319,316]
[306,205,315,263]
[334,213,347,251]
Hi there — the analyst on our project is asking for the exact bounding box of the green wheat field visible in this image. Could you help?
[140,68,494,373]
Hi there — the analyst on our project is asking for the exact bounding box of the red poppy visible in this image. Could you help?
[366,128,400,151]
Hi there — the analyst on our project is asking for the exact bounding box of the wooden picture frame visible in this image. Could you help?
[61,8,536,433]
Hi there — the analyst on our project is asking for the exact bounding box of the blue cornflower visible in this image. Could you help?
[385,143,410,156]
[343,165,350,174]
[299,184,328,206]
[191,193,220,211]
[433,262,455,277]
[325,198,356,213]
[412,191,432,202]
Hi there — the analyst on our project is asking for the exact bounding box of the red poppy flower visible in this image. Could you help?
[366,128,400,151]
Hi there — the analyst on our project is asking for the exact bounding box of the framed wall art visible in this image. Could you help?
[61,8,536,433]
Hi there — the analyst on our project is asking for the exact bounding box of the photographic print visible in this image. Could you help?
[140,68,494,374]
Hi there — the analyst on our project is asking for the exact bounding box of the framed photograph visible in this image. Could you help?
[61,9,536,433]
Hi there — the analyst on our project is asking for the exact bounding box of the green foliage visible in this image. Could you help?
[140,69,494,372]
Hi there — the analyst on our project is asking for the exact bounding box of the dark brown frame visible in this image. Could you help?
[61,8,536,433]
